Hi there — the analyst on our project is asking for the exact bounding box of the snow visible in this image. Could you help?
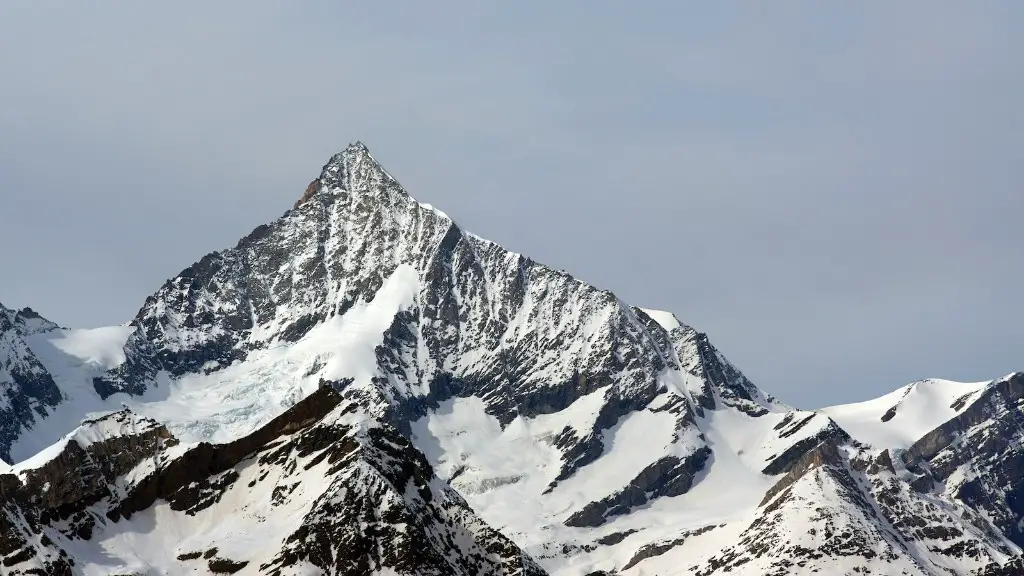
[821,377,991,449]
[10,326,136,462]
[11,410,158,474]
[12,303,959,574]
[417,201,451,221]
[553,408,679,505]
[47,325,135,368]
[410,388,784,575]
[568,399,784,575]
[411,394,573,530]
[413,393,626,567]
[131,263,420,444]
[12,313,58,335]
[639,308,681,331]
[9,265,422,457]
[623,523,744,576]
[716,465,931,576]
[61,438,340,576]
[648,407,778,526]
[5,271,1010,575]
[12,433,76,472]
[319,263,419,382]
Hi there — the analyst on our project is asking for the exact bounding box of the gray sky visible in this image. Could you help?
[1,2,1021,408]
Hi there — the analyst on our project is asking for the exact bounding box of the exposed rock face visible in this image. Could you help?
[903,373,1024,547]
[758,439,846,507]
[262,405,545,576]
[669,326,774,416]
[760,419,850,476]
[565,448,711,527]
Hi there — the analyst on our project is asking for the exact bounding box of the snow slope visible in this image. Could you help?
[2,387,544,576]
[821,377,992,449]
[8,325,135,461]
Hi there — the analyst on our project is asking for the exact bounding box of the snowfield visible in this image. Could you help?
[821,377,992,449]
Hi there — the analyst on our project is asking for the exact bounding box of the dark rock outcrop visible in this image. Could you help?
[621,524,720,571]
[565,447,712,527]
[761,421,850,476]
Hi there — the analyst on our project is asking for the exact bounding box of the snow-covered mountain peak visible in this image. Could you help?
[13,308,60,335]
[315,141,409,203]
[2,146,1022,575]
[820,374,1017,450]
[1,304,60,336]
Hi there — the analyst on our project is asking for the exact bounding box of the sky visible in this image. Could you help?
[1,3,1021,408]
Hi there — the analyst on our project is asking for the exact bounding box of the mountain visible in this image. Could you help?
[1,142,1021,575]
[0,304,62,462]
[1,385,543,576]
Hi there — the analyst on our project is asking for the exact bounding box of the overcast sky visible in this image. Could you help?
[1,3,1021,407]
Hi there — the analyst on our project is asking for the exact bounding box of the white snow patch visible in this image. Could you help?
[11,265,420,460]
[132,263,420,444]
[639,308,680,331]
[411,390,780,575]
[821,377,991,449]
[11,327,137,462]
[553,408,678,505]
[47,325,135,369]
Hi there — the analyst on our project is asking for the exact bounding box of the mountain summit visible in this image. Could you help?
[1,144,1021,575]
